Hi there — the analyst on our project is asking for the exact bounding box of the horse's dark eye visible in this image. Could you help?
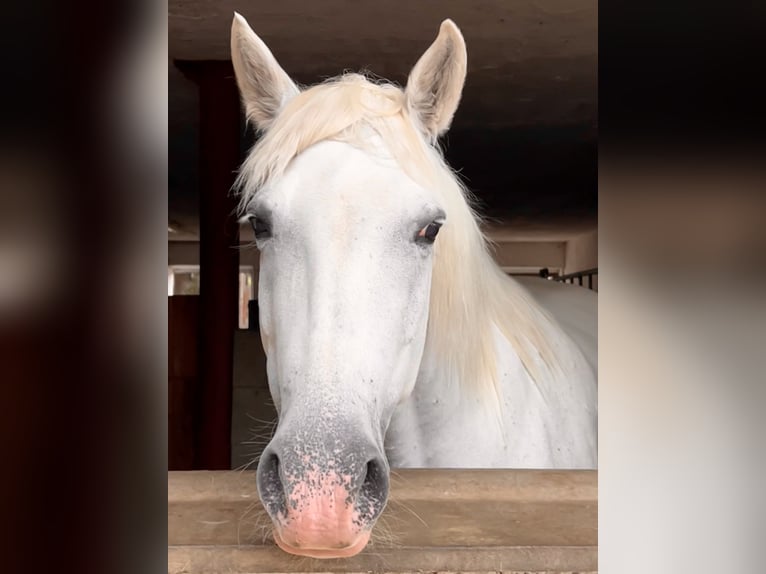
[250,215,271,239]
[417,221,442,243]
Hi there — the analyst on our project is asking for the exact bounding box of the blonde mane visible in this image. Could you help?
[235,74,567,410]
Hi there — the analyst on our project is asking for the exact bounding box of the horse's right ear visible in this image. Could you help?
[231,13,299,130]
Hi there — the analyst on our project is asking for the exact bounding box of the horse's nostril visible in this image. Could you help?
[360,457,389,505]
[263,450,280,479]
[256,449,286,517]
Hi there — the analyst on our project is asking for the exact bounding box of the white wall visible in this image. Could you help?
[168,241,199,265]
[169,241,261,283]
[563,229,598,290]
[492,241,566,271]
[563,230,598,274]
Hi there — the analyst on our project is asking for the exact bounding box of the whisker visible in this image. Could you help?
[387,497,429,528]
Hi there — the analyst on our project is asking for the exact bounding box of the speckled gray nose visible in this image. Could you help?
[256,424,390,548]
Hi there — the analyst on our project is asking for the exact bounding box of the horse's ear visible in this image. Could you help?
[405,19,467,139]
[231,12,299,130]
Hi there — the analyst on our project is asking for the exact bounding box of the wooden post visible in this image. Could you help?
[168,295,200,470]
[177,61,241,469]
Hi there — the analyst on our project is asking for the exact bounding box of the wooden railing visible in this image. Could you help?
[168,469,598,573]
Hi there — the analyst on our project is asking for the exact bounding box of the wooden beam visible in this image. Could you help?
[177,61,241,469]
[492,241,567,269]
[169,469,597,573]
[168,295,200,470]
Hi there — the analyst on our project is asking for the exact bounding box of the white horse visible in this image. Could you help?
[230,13,597,559]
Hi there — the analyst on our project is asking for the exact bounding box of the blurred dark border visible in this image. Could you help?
[1,2,166,574]
[600,0,764,153]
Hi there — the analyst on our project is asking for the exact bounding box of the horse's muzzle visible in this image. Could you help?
[256,434,389,558]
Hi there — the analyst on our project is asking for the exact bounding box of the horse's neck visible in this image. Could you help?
[386,320,598,469]
[386,324,543,468]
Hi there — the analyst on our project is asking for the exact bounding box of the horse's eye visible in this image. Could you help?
[417,221,442,243]
[249,215,271,239]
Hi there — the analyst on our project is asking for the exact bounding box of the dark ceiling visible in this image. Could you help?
[169,0,597,239]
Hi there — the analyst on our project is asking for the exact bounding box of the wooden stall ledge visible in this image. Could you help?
[169,469,597,573]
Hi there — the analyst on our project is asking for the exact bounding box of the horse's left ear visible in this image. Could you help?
[405,19,468,139]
